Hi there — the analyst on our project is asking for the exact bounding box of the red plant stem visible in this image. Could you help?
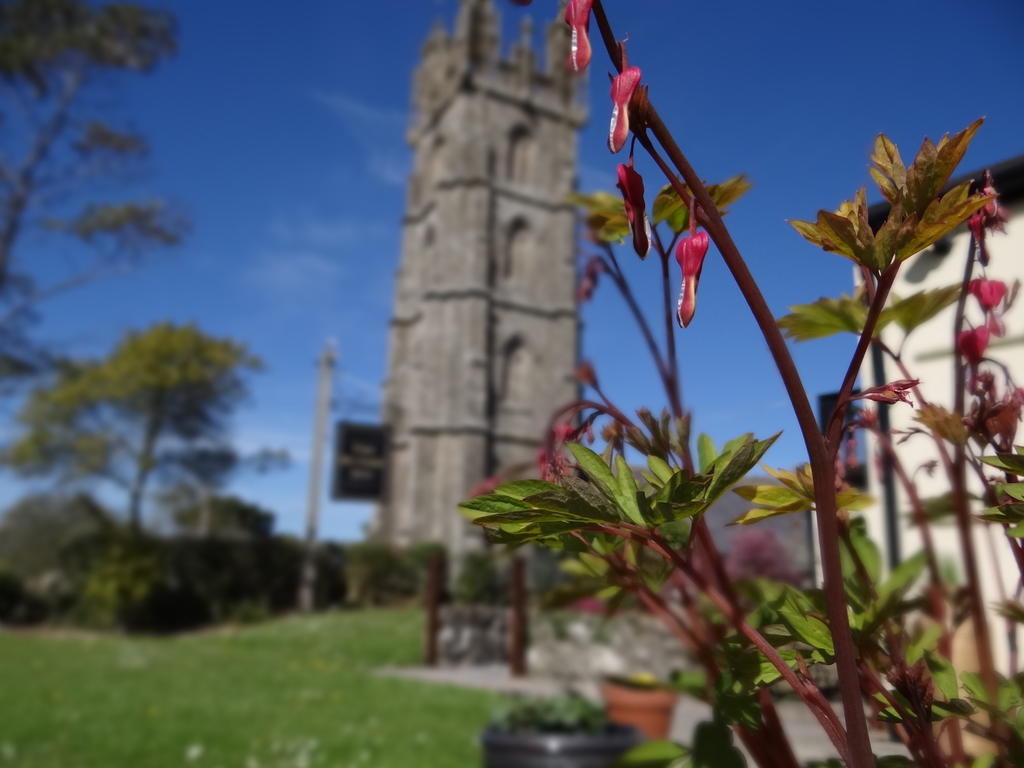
[652,230,683,424]
[951,237,1001,710]
[591,5,875,762]
[870,426,943,592]
[870,343,966,761]
[600,244,673,390]
[633,97,875,768]
[825,264,899,449]
[546,398,637,434]
[755,688,801,768]
[642,533,852,762]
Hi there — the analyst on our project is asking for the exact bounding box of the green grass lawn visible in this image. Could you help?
[0,609,497,768]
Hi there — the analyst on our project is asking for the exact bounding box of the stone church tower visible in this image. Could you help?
[374,0,586,559]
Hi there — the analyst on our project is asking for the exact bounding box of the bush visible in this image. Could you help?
[62,530,347,632]
[453,550,504,605]
[0,566,45,624]
[344,542,418,606]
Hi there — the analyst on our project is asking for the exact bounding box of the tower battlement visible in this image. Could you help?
[411,0,586,140]
[375,0,584,557]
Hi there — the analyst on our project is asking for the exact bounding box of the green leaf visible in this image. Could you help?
[998,483,1024,502]
[881,285,961,334]
[615,454,645,526]
[777,293,869,342]
[730,484,810,525]
[982,453,1024,474]
[697,433,716,473]
[995,600,1024,624]
[613,740,690,768]
[704,433,780,506]
[870,133,906,204]
[776,601,834,657]
[897,181,993,260]
[878,552,925,604]
[932,698,974,717]
[915,405,969,446]
[567,443,621,503]
[647,456,674,484]
[904,119,983,218]
[926,652,959,700]
[459,494,532,519]
[493,479,564,500]
[692,720,745,768]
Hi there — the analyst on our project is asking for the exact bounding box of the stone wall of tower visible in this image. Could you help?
[375,0,586,558]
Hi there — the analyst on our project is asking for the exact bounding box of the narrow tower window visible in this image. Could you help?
[507,125,532,183]
[504,219,530,279]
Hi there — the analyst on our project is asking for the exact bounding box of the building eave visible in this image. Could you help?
[868,152,1024,231]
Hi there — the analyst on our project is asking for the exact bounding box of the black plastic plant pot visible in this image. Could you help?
[480,725,643,768]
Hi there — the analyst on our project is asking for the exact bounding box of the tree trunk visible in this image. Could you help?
[127,407,162,531]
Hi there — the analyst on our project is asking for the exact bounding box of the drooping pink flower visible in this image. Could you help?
[968,170,1008,266]
[957,326,990,366]
[563,0,593,72]
[675,231,709,327]
[968,278,1008,311]
[608,66,642,153]
[616,160,651,258]
[857,379,920,407]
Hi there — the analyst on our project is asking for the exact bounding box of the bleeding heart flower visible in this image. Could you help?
[967,169,1008,266]
[675,231,709,327]
[563,0,593,72]
[608,66,641,153]
[957,326,990,366]
[616,160,651,258]
[967,278,1007,311]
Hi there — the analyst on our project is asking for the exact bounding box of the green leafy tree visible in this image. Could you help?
[169,494,276,539]
[0,0,182,378]
[3,322,262,529]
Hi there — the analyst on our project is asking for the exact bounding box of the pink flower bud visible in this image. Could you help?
[563,0,593,72]
[859,379,920,406]
[608,66,641,153]
[615,160,651,259]
[957,326,990,366]
[675,231,709,327]
[575,360,598,387]
[577,256,604,303]
[967,278,1008,311]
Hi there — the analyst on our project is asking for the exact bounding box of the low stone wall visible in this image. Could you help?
[527,611,691,695]
[436,604,509,665]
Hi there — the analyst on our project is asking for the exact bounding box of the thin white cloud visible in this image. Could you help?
[245,250,345,302]
[312,91,406,131]
[268,212,390,250]
[313,90,410,186]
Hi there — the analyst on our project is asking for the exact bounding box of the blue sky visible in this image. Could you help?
[5,0,1023,540]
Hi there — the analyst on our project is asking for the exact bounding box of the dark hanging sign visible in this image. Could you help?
[331,422,388,501]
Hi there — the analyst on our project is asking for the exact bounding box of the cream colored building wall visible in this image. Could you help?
[860,199,1023,672]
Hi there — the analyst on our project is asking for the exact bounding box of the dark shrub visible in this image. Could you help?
[344,542,418,606]
[453,550,504,605]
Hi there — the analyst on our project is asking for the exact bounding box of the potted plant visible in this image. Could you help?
[601,673,678,741]
[481,694,642,768]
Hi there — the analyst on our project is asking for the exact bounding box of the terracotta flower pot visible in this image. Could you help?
[600,682,678,741]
